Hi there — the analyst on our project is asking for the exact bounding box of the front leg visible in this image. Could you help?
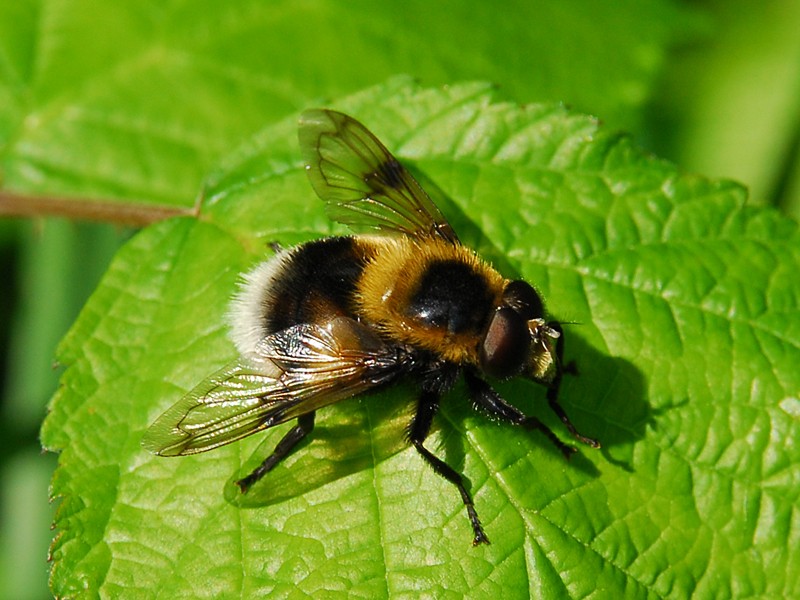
[408,388,489,546]
[465,370,578,458]
[546,323,601,448]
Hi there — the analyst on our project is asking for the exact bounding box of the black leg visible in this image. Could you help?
[408,389,489,546]
[546,324,601,448]
[235,411,316,493]
[465,370,577,458]
[546,392,600,448]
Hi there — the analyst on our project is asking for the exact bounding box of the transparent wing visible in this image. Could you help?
[142,319,405,457]
[298,109,459,244]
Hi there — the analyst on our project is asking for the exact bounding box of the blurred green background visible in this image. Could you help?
[1,1,798,597]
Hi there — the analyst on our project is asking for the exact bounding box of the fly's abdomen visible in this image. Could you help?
[266,237,373,331]
[229,236,375,357]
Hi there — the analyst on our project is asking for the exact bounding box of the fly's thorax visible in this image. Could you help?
[355,236,504,364]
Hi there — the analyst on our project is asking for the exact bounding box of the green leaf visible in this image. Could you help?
[42,79,800,598]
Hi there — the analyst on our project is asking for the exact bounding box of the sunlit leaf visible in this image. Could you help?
[42,80,800,598]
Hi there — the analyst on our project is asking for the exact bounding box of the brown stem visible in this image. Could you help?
[0,191,195,227]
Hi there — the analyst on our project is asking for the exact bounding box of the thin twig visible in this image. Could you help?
[0,191,194,227]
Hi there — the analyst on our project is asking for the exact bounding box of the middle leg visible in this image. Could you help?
[408,388,490,546]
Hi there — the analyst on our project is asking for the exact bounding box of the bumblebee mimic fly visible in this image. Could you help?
[143,109,600,545]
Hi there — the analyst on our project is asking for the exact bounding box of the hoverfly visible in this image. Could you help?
[143,109,600,545]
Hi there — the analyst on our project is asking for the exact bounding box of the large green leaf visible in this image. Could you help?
[42,79,799,597]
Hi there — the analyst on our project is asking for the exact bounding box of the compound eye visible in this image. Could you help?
[479,307,531,378]
[503,280,544,320]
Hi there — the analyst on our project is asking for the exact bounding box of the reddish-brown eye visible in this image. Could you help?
[479,307,531,378]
